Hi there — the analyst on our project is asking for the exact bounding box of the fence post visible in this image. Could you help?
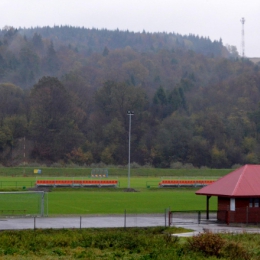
[198,211,201,224]
[80,216,82,229]
[168,210,171,227]
[34,217,36,230]
[124,209,126,229]
[41,192,45,217]
[165,209,167,227]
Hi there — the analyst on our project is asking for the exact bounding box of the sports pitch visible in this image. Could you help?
[47,188,217,215]
[0,176,218,215]
[0,167,228,215]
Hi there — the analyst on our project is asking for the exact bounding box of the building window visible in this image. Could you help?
[230,198,235,211]
[249,198,253,208]
[255,199,259,207]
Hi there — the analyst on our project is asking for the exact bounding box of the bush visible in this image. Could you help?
[131,162,141,168]
[142,163,154,168]
[170,162,196,169]
[187,232,225,257]
[170,162,183,169]
[223,241,251,260]
[51,162,63,168]
[182,163,195,169]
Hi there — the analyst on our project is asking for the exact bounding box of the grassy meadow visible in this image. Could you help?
[0,167,229,215]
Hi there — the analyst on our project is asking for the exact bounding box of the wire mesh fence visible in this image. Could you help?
[169,210,218,226]
[0,211,169,231]
[3,209,260,232]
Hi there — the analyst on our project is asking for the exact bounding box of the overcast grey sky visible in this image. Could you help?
[1,0,259,57]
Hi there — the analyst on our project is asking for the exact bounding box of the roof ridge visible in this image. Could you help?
[232,165,247,196]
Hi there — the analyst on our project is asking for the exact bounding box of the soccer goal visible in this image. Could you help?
[0,191,47,217]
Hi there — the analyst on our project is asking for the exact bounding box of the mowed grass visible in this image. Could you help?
[0,167,226,215]
[0,176,218,215]
[47,189,217,215]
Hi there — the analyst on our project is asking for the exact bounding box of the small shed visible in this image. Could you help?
[196,164,260,224]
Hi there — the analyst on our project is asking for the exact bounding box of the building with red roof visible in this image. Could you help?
[196,164,260,224]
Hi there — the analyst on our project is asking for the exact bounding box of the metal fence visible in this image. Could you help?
[0,212,169,231]
[170,209,260,226]
[169,210,218,226]
[0,181,35,189]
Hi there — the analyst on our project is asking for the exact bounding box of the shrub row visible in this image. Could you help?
[0,228,256,259]
[187,232,251,259]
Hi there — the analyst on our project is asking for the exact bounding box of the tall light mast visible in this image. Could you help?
[240,17,245,58]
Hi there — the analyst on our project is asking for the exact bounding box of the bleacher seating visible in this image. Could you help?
[158,179,215,187]
[36,179,118,187]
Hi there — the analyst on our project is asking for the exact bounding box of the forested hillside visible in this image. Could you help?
[0,26,259,168]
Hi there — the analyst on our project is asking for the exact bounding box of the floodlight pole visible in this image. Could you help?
[127,111,134,189]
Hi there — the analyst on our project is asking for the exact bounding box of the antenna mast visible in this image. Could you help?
[240,17,245,58]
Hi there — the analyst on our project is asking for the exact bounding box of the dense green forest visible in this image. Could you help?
[0,25,259,168]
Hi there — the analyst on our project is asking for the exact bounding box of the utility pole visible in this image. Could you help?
[127,111,134,189]
[241,17,245,58]
[23,136,25,175]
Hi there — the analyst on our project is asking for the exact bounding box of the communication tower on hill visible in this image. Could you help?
[240,17,245,58]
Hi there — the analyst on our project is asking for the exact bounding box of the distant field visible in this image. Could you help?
[0,166,230,189]
[0,166,231,177]
[0,167,227,215]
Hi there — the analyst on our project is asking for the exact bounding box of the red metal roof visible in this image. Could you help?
[196,164,260,197]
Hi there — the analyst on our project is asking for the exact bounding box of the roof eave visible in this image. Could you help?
[196,192,260,198]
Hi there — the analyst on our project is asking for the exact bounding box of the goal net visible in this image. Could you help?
[0,191,47,217]
[91,168,108,178]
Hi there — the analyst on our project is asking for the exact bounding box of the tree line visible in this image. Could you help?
[0,26,259,168]
[0,26,232,89]
[1,68,260,168]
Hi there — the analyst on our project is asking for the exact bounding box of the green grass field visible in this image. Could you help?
[0,166,231,177]
[46,189,217,215]
[0,180,217,215]
[0,167,228,215]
